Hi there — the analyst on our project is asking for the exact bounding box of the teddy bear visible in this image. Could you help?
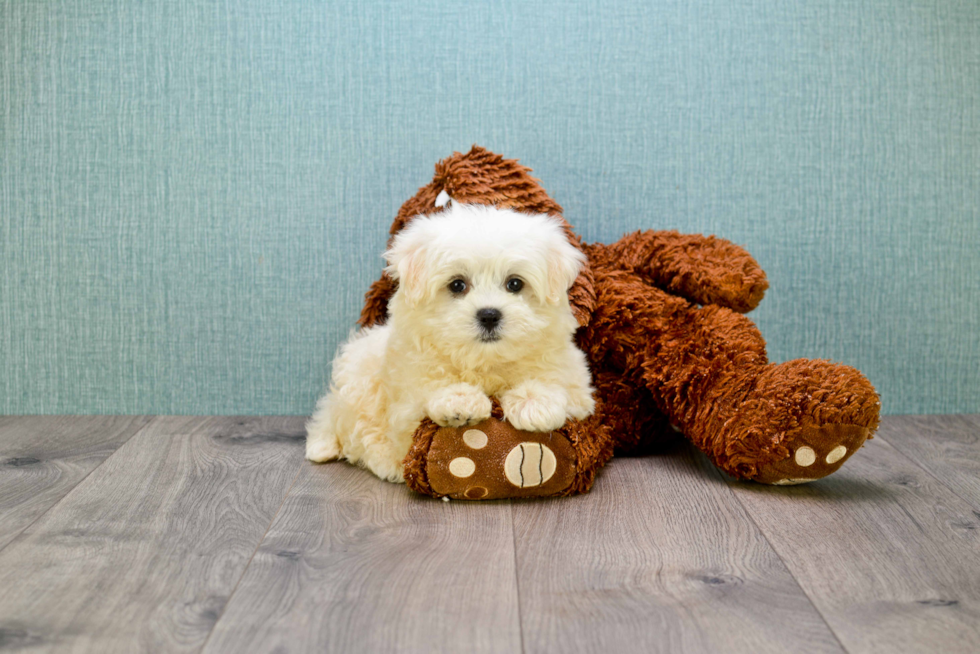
[357,146,881,500]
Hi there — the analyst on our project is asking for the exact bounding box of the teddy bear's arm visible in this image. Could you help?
[358,273,396,328]
[595,230,769,312]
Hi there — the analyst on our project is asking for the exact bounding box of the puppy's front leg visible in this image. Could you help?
[565,386,597,421]
[426,382,492,428]
[360,440,408,483]
[501,380,574,432]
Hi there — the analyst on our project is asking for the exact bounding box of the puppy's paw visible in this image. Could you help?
[306,430,342,463]
[501,382,568,432]
[565,389,596,421]
[427,383,492,428]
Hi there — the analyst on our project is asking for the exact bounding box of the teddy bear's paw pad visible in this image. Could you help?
[754,423,870,485]
[426,420,576,499]
[504,442,557,488]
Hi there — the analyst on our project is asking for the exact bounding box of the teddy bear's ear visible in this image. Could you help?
[384,224,430,307]
[545,233,588,305]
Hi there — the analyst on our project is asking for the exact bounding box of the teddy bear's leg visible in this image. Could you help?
[641,302,880,483]
[402,401,616,499]
[592,370,679,456]
[582,272,880,484]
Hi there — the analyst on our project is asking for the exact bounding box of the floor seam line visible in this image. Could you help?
[707,456,853,654]
[0,415,158,558]
[197,459,304,654]
[875,433,980,512]
[510,500,527,654]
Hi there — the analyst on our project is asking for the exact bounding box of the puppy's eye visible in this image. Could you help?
[448,279,467,295]
[505,277,524,293]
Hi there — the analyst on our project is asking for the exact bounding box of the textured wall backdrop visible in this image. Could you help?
[1,0,978,415]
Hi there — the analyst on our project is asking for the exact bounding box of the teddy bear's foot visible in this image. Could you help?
[752,422,871,485]
[695,358,881,484]
[422,418,578,499]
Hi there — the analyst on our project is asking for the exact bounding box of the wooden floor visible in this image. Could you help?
[1,416,978,653]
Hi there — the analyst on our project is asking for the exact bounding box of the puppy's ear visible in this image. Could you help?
[384,227,429,306]
[545,235,586,305]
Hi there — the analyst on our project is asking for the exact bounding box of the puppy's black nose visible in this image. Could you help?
[476,307,502,330]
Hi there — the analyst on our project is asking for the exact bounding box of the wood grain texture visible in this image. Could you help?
[0,415,152,550]
[717,433,980,654]
[202,462,522,654]
[878,414,980,508]
[512,443,843,654]
[0,416,305,654]
[2,415,979,653]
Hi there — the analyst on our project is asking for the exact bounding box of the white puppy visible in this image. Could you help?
[305,203,595,482]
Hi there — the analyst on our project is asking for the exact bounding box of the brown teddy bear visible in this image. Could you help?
[358,146,881,500]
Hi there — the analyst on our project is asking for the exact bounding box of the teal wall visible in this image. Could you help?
[2,0,978,415]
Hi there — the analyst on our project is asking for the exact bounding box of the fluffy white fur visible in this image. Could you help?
[305,203,596,482]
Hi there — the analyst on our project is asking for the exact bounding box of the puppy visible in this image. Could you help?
[305,203,595,482]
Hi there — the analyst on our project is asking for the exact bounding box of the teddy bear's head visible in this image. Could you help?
[360,146,596,328]
[390,145,566,236]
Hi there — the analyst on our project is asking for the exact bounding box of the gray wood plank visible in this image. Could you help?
[202,462,522,654]
[512,444,844,654]
[0,415,152,550]
[717,433,980,654]
[878,414,980,508]
[0,416,305,653]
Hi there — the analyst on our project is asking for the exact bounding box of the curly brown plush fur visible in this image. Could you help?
[364,146,880,498]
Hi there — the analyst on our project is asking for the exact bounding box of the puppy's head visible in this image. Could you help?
[384,204,585,363]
